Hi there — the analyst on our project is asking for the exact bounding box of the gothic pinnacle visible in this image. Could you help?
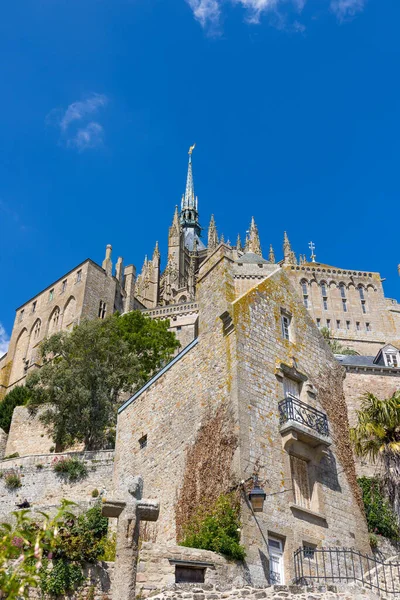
[207,214,218,253]
[269,244,275,264]
[247,217,262,256]
[153,241,160,261]
[236,234,242,252]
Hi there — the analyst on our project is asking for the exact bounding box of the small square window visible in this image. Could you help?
[76,270,82,283]
[19,309,24,322]
[316,318,321,328]
[281,312,291,341]
[49,289,54,302]
[356,322,360,331]
[366,323,371,332]
[176,326,182,331]
[303,545,317,560]
[61,280,67,294]
[336,320,341,329]
[326,319,331,330]
[139,435,147,449]
[346,321,351,330]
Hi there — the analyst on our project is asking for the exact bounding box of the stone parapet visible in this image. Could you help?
[147,583,381,600]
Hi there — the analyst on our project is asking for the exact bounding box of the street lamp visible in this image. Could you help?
[248,476,266,512]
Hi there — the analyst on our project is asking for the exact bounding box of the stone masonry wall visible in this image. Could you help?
[0,450,114,521]
[137,543,246,597]
[148,583,381,600]
[233,268,370,584]
[343,370,400,477]
[5,405,56,456]
[113,246,238,544]
[29,561,114,600]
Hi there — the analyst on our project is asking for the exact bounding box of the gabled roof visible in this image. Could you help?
[373,344,400,365]
[236,252,268,265]
[118,337,199,414]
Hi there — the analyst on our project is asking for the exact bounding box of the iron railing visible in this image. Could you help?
[294,546,400,595]
[278,396,329,437]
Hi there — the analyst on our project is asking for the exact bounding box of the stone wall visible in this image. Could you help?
[147,583,381,600]
[137,543,246,597]
[0,428,7,459]
[343,369,400,477]
[0,450,114,520]
[5,406,56,456]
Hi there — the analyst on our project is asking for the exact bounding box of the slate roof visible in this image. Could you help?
[236,252,268,264]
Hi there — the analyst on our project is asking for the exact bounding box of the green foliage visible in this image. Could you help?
[98,532,116,561]
[91,488,99,498]
[181,493,246,561]
[369,533,379,550]
[39,558,84,596]
[0,500,73,599]
[27,311,179,450]
[320,327,358,355]
[53,457,88,482]
[0,385,31,433]
[4,469,22,490]
[358,477,399,540]
[4,452,20,459]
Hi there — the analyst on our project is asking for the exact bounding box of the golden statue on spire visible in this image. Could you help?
[188,143,196,155]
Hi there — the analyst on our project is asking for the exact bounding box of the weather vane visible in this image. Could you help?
[309,241,316,263]
[188,144,196,155]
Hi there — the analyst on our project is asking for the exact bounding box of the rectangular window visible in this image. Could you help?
[323,298,328,311]
[346,321,351,330]
[326,319,331,329]
[98,300,107,319]
[139,435,147,449]
[385,353,399,368]
[19,309,24,322]
[176,326,182,331]
[76,270,82,283]
[49,289,54,302]
[32,301,37,313]
[336,320,341,329]
[290,455,311,510]
[281,313,291,341]
[366,322,371,332]
[342,299,347,312]
[361,301,366,314]
[284,377,300,400]
[61,279,67,294]
[303,544,317,560]
[175,566,205,584]
[356,322,360,331]
[303,296,309,308]
[316,318,321,328]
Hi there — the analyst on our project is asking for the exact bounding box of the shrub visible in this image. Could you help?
[39,558,84,596]
[358,477,399,540]
[369,533,379,550]
[98,533,116,561]
[53,457,88,482]
[4,470,22,490]
[0,386,31,433]
[91,488,99,498]
[4,453,20,460]
[181,493,246,561]
[36,463,44,470]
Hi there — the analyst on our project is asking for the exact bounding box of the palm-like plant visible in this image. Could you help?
[350,391,400,520]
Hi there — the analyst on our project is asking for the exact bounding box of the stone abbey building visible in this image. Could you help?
[0,148,400,590]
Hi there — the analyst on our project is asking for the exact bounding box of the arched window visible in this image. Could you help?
[300,280,309,308]
[358,286,367,313]
[339,283,346,298]
[63,296,77,329]
[9,328,29,385]
[48,307,60,334]
[98,300,107,319]
[32,319,41,340]
[320,282,328,311]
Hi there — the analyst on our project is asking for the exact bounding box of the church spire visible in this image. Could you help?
[207,214,218,253]
[247,217,262,256]
[180,145,201,238]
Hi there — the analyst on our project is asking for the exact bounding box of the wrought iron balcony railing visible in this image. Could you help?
[278,396,329,437]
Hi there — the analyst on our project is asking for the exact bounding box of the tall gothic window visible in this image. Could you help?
[52,308,60,330]
[301,280,309,308]
[339,283,346,298]
[33,320,41,340]
[281,311,291,341]
[320,282,328,310]
[358,286,365,300]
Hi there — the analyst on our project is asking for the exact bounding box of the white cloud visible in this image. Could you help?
[187,0,221,27]
[0,324,10,357]
[67,122,105,152]
[60,94,108,132]
[330,0,365,20]
[186,0,365,29]
[46,93,108,151]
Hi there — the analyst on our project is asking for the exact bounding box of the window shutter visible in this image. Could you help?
[290,455,311,509]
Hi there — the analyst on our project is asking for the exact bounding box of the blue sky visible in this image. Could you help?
[1,0,399,352]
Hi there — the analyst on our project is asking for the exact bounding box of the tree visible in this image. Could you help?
[0,501,71,600]
[27,311,179,450]
[350,392,400,521]
[320,327,358,355]
[0,386,31,433]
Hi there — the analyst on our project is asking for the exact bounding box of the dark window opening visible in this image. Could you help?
[175,566,205,584]
[139,435,147,449]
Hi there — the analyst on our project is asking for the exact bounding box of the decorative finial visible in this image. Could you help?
[236,233,242,252]
[309,241,316,263]
[188,143,196,156]
[268,244,275,264]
